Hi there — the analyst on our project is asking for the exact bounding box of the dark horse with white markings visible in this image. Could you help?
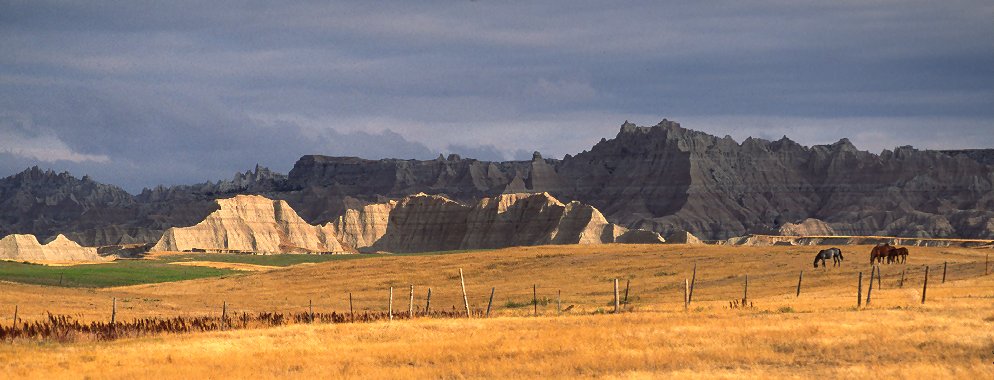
[813,247,844,268]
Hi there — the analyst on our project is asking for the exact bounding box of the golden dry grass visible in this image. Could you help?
[169,261,279,272]
[1,244,993,378]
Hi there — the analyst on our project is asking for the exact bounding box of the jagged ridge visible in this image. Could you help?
[2,119,992,245]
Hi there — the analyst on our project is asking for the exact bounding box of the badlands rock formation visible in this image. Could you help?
[151,195,347,254]
[147,192,661,254]
[328,199,394,249]
[0,234,105,261]
[724,234,994,248]
[556,120,994,240]
[2,119,992,245]
[778,218,837,236]
[333,192,664,253]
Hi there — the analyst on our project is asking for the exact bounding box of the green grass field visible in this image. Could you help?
[156,253,375,267]
[0,251,482,289]
[156,250,483,266]
[0,260,237,288]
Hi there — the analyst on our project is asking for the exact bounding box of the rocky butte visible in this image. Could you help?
[150,195,347,254]
[1,119,992,247]
[0,234,106,262]
[331,192,664,253]
[147,193,663,254]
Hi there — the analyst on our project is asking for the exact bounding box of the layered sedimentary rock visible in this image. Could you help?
[0,166,281,246]
[724,234,994,248]
[334,192,664,253]
[150,195,347,254]
[555,121,994,240]
[327,199,395,249]
[779,219,837,236]
[662,231,703,245]
[2,119,993,245]
[0,234,105,261]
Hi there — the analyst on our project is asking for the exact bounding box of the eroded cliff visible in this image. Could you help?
[3,119,992,245]
[0,234,106,262]
[334,192,664,253]
[150,195,348,254]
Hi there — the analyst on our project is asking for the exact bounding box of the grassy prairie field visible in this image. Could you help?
[1,244,993,378]
[154,252,376,267]
[0,260,237,288]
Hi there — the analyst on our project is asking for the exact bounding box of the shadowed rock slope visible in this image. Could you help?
[331,192,663,253]
[149,193,662,254]
[2,119,992,244]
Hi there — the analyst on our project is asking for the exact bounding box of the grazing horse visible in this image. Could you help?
[892,247,909,264]
[813,248,844,268]
[870,244,894,264]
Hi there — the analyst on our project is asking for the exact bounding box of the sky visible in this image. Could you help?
[1,0,992,192]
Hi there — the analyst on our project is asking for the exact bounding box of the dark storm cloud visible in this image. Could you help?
[1,0,992,191]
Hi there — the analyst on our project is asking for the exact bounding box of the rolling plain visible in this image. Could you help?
[1,244,992,378]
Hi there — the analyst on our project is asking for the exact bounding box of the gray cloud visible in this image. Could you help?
[1,1,991,192]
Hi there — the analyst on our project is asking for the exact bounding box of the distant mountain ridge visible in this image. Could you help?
[1,119,992,246]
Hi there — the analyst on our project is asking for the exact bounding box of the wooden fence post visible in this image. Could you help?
[899,269,906,288]
[388,287,394,321]
[557,290,562,315]
[613,279,620,314]
[876,265,882,289]
[689,262,697,303]
[921,266,929,304]
[222,300,227,329]
[857,272,862,308]
[425,288,432,315]
[486,287,495,317]
[349,292,354,322]
[111,297,117,324]
[623,279,631,307]
[409,285,414,317]
[12,305,17,328]
[942,262,947,283]
[532,284,538,317]
[459,268,471,318]
[742,275,748,306]
[683,279,689,311]
[796,270,803,297]
[309,299,314,323]
[986,254,989,275]
[866,266,875,306]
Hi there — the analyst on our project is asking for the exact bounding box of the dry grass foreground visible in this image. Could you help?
[1,244,993,378]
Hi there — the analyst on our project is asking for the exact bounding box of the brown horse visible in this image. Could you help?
[870,244,894,264]
[892,247,909,264]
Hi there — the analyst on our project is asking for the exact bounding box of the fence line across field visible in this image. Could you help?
[4,256,991,339]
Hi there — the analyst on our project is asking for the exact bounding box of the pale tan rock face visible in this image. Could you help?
[328,201,395,249]
[150,195,347,254]
[0,234,104,261]
[779,218,837,236]
[335,192,664,253]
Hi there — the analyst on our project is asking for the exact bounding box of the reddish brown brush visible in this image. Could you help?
[0,309,470,343]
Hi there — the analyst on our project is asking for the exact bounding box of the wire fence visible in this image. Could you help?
[2,258,991,343]
[0,308,478,343]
